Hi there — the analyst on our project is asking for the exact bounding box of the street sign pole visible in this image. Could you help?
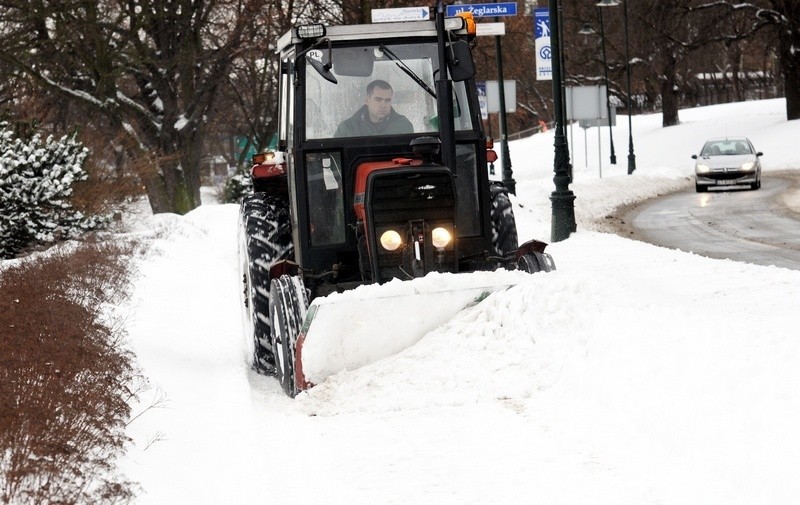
[494,16,516,195]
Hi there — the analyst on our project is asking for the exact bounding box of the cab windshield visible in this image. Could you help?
[304,41,473,139]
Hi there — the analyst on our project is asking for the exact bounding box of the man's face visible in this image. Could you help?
[366,87,393,122]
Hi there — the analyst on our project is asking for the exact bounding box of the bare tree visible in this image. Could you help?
[629,1,758,126]
[209,0,340,170]
[0,0,267,214]
[756,1,800,119]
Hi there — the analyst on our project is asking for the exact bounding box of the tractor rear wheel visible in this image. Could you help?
[490,182,519,257]
[238,193,293,375]
[270,275,309,397]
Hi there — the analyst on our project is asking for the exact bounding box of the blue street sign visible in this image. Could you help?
[446,2,517,18]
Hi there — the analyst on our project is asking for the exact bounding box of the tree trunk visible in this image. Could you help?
[661,53,680,127]
[729,43,744,102]
[777,17,800,120]
[133,129,204,215]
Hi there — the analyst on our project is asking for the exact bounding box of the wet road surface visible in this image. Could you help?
[620,172,800,270]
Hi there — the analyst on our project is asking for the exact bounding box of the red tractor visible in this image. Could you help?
[238,5,555,397]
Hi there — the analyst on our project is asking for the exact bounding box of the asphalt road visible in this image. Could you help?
[617,171,800,270]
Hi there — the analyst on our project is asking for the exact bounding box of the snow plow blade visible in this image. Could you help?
[295,270,534,389]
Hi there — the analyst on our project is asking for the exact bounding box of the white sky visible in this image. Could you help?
[120,98,800,504]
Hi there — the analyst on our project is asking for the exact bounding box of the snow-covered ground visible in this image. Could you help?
[121,99,800,504]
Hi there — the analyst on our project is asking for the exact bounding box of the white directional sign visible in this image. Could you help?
[476,22,506,36]
[371,7,430,23]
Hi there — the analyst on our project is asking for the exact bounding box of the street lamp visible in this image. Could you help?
[578,23,596,36]
[597,0,636,174]
[549,0,576,242]
[622,0,637,173]
[596,4,616,165]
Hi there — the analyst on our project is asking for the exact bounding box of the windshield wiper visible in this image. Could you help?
[379,45,436,99]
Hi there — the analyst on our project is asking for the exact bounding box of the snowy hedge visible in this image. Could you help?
[223,170,253,203]
[0,124,109,259]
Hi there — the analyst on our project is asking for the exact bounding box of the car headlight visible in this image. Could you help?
[431,227,452,249]
[696,164,710,174]
[380,230,402,251]
[741,161,755,171]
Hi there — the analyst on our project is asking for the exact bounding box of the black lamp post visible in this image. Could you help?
[596,0,636,174]
[621,0,637,173]
[549,0,576,242]
[597,5,616,165]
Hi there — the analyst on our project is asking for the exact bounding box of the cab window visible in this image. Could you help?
[305,42,473,140]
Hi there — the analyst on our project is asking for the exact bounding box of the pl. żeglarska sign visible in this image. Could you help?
[445,2,517,18]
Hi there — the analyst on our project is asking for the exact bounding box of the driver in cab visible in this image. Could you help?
[334,80,413,137]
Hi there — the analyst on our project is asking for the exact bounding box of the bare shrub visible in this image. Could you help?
[71,131,146,219]
[0,239,145,504]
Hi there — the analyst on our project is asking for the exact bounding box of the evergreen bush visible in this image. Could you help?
[222,169,253,204]
[0,124,109,258]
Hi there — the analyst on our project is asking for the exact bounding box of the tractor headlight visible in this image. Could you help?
[741,161,755,171]
[696,164,710,174]
[380,230,402,251]
[431,227,452,249]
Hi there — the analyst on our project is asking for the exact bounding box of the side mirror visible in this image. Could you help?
[691,154,698,159]
[447,40,475,82]
[301,38,338,84]
[756,151,763,157]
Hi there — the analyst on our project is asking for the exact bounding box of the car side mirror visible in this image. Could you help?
[756,151,763,157]
[691,154,698,159]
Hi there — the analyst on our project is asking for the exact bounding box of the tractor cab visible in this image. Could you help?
[267,15,503,295]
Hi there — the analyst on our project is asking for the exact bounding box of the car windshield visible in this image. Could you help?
[304,41,473,139]
[701,139,753,156]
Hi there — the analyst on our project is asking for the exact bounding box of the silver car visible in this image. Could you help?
[692,137,762,192]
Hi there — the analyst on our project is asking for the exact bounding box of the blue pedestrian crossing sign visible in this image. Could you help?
[446,2,517,18]
[533,8,552,81]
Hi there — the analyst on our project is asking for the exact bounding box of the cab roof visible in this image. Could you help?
[277,20,441,54]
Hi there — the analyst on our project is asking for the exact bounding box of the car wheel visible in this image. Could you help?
[751,179,761,190]
[695,182,707,193]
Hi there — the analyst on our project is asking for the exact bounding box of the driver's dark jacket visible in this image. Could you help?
[334,105,413,137]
